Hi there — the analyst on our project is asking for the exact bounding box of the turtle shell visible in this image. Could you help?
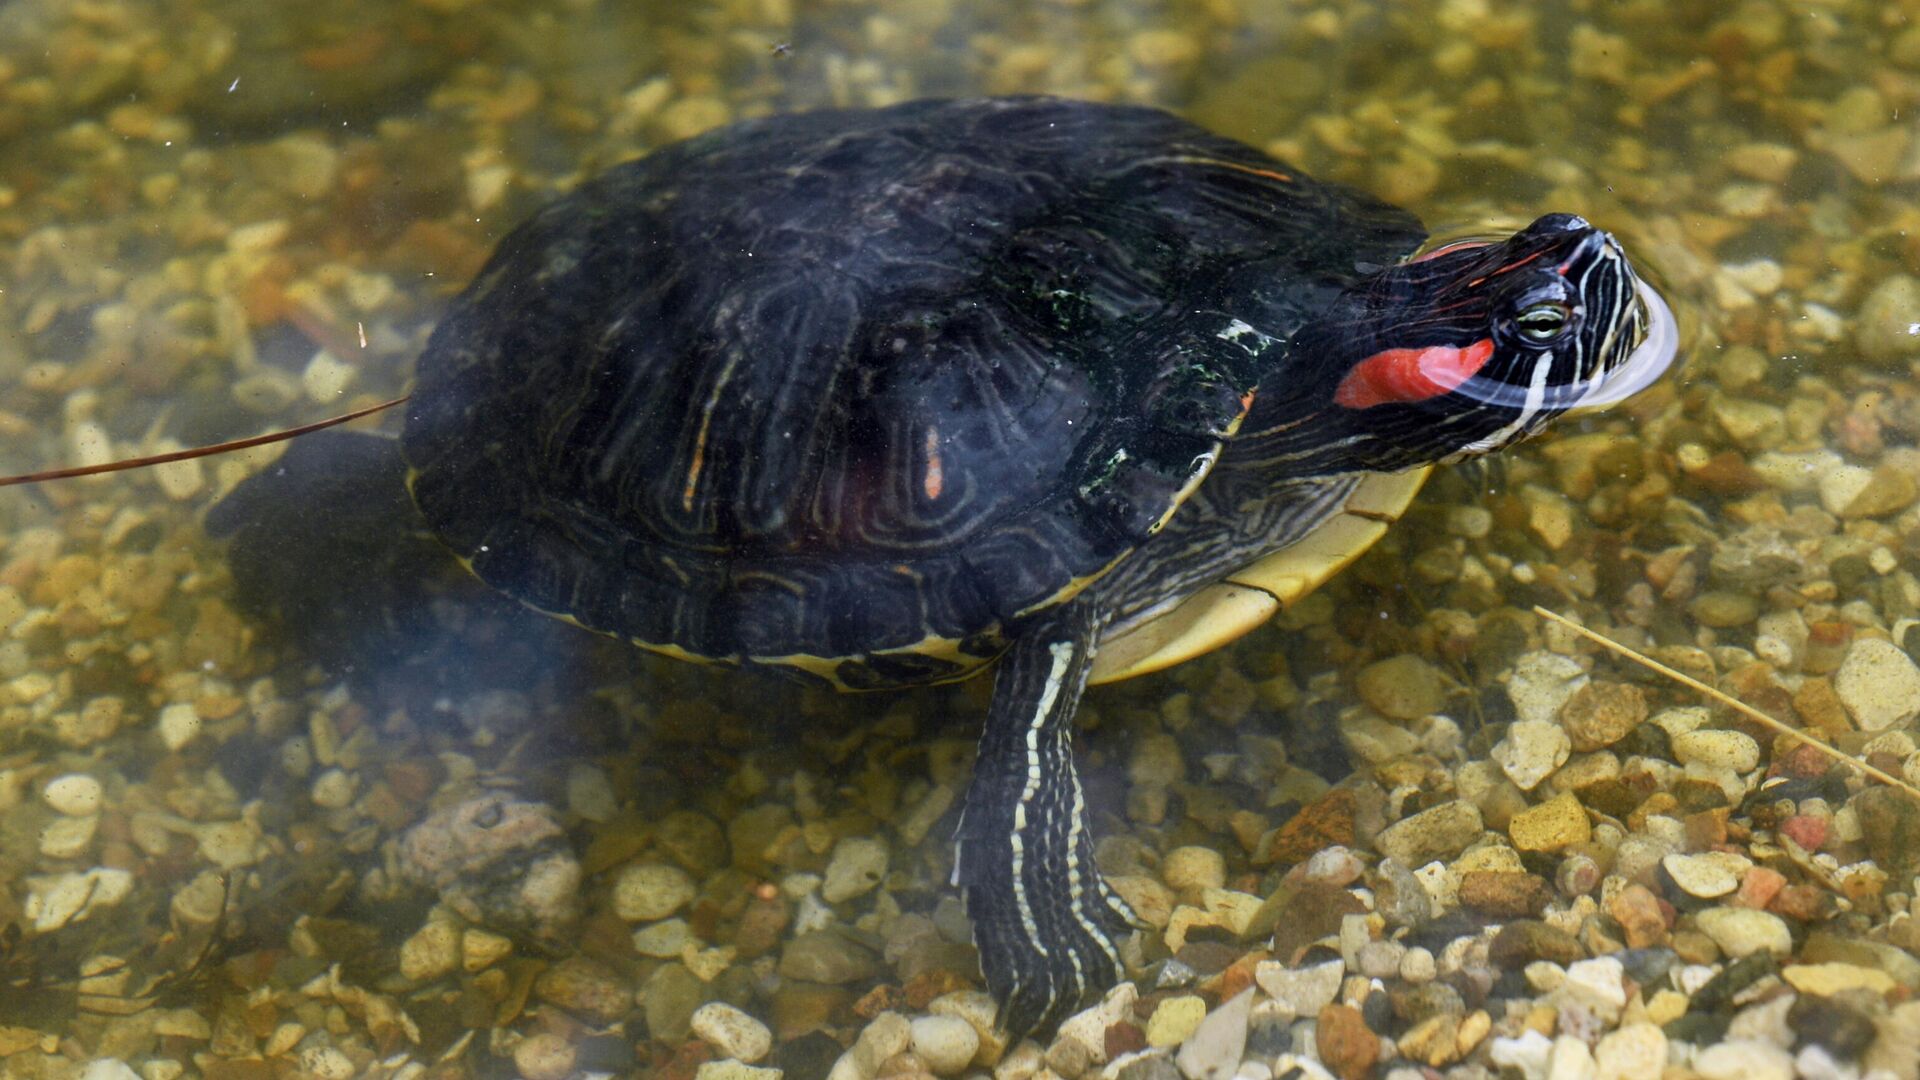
[401,96,1426,690]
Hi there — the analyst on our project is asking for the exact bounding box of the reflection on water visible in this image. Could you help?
[0,0,1918,1077]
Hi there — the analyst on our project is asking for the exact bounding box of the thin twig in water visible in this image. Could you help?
[1533,605,1920,804]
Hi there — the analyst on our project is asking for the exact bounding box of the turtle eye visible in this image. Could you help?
[1514,302,1571,343]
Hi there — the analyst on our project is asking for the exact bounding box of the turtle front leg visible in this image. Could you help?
[955,604,1137,1041]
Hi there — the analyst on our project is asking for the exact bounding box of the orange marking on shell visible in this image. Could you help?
[1334,338,1495,409]
[923,427,944,500]
[682,411,713,513]
[1177,156,1294,184]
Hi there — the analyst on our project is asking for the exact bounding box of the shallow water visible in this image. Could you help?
[1,0,1918,1077]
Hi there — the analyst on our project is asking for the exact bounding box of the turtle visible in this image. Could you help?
[209,95,1677,1038]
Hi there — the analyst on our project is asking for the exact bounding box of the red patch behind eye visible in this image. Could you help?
[1334,338,1495,409]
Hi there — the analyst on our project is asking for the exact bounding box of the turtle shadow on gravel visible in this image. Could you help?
[204,429,610,719]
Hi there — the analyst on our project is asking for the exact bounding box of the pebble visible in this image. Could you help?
[779,929,878,984]
[831,1012,911,1080]
[612,862,697,921]
[156,703,201,751]
[695,1064,781,1080]
[1558,682,1646,751]
[309,768,356,809]
[1854,274,1920,363]
[42,774,103,816]
[1494,721,1572,791]
[1508,792,1589,851]
[24,868,132,930]
[1689,590,1760,627]
[1354,939,1406,979]
[1670,729,1760,772]
[38,814,98,859]
[909,1014,979,1076]
[1146,995,1207,1047]
[1302,847,1366,887]
[1694,1039,1795,1080]
[1375,800,1482,865]
[1055,981,1138,1066]
[1663,851,1752,898]
[1163,846,1227,892]
[643,963,703,1043]
[396,793,580,942]
[1696,906,1792,958]
[822,836,889,903]
[1820,461,1918,519]
[1490,1029,1554,1079]
[512,1033,576,1080]
[1399,947,1436,984]
[462,928,513,972]
[1832,637,1920,731]
[1607,884,1669,947]
[1593,1023,1666,1080]
[1353,654,1447,720]
[1255,958,1343,1017]
[692,1003,773,1064]
[1546,1033,1595,1080]
[1175,988,1253,1080]
[398,916,461,981]
[632,917,695,957]
[927,991,1003,1065]
[1781,961,1896,996]
[533,956,632,1025]
[1314,1003,1378,1080]
[1561,957,1627,1021]
[565,763,618,822]
[1506,651,1588,726]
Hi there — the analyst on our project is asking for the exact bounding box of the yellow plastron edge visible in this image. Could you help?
[1086,466,1431,686]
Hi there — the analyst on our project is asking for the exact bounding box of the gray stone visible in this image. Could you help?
[779,929,879,984]
[1175,987,1253,1080]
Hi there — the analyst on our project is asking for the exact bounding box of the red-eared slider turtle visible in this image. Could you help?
[215,96,1677,1037]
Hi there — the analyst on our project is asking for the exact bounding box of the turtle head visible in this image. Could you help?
[1244,213,1677,477]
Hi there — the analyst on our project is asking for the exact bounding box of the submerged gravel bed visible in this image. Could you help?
[1,1,1920,1079]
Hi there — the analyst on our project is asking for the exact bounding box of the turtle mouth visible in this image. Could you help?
[1568,276,1679,409]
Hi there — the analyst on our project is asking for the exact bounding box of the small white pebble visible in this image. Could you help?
[151,451,204,501]
[909,1014,980,1076]
[43,774,103,816]
[513,1033,576,1080]
[156,703,201,752]
[301,351,357,404]
[690,1002,773,1064]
